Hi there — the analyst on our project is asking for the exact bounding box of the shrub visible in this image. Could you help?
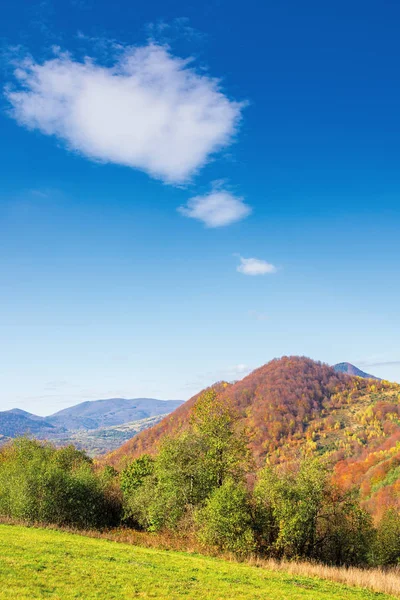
[317,493,374,566]
[121,455,154,495]
[0,438,121,529]
[254,457,374,565]
[255,458,327,559]
[373,509,400,566]
[121,390,252,533]
[196,479,255,556]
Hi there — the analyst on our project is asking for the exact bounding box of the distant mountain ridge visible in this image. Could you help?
[0,410,57,437]
[0,398,184,454]
[333,362,380,380]
[46,398,184,430]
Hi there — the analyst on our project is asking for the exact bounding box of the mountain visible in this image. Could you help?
[333,362,380,379]
[7,408,48,422]
[0,409,59,438]
[103,356,400,517]
[46,398,183,430]
[0,398,184,453]
[105,356,354,466]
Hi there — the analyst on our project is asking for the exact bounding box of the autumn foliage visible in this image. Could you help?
[105,356,400,519]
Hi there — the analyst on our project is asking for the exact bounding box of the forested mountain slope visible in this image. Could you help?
[105,356,400,516]
[104,357,354,465]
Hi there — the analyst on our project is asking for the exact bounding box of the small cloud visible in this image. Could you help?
[178,189,251,227]
[228,364,252,377]
[30,189,49,198]
[248,310,269,321]
[5,44,244,185]
[237,256,277,276]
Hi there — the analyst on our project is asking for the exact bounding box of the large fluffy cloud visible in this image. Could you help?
[178,190,251,227]
[5,45,244,184]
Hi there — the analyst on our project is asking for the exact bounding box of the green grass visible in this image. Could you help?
[0,525,394,600]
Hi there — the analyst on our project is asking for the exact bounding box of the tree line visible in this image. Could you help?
[0,389,399,567]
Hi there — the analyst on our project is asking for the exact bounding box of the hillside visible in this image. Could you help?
[105,356,400,516]
[0,525,395,599]
[105,357,352,466]
[65,413,169,456]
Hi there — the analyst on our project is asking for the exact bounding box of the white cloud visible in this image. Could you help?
[5,44,244,184]
[178,190,251,227]
[237,256,277,275]
[228,364,252,377]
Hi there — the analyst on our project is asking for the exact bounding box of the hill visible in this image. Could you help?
[0,409,59,438]
[333,362,380,380]
[46,398,183,430]
[0,398,183,454]
[104,356,400,517]
[105,357,353,466]
[0,525,395,599]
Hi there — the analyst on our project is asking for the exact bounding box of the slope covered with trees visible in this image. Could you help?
[2,384,400,569]
[105,356,400,517]
[106,357,348,465]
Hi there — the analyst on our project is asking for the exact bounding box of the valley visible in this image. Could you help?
[0,398,183,456]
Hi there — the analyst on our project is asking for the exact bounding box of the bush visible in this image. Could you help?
[254,457,373,565]
[121,455,154,496]
[121,390,252,533]
[317,493,374,566]
[373,509,400,566]
[255,458,327,559]
[0,438,121,529]
[195,479,255,556]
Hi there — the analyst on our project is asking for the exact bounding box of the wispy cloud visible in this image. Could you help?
[248,310,269,321]
[227,364,253,377]
[236,256,277,275]
[146,17,207,44]
[359,360,400,368]
[30,189,49,198]
[5,44,244,184]
[178,189,251,227]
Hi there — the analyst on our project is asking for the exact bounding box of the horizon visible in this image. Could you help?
[1,357,394,417]
[5,396,185,418]
[1,0,400,415]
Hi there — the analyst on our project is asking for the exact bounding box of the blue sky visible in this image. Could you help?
[1,0,399,414]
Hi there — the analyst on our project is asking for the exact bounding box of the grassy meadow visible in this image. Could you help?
[0,524,396,600]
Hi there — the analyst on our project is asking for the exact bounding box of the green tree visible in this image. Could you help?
[121,455,154,495]
[255,458,327,559]
[373,509,400,566]
[121,388,251,532]
[0,438,121,529]
[196,479,255,556]
[254,457,373,565]
[190,389,251,489]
